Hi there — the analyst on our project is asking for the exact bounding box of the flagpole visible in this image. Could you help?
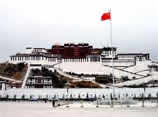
[101,9,115,105]
[109,9,115,103]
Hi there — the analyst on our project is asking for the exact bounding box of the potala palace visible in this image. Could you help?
[5,43,158,87]
[0,43,158,101]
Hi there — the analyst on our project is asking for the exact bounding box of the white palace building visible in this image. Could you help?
[9,43,150,67]
[8,43,156,81]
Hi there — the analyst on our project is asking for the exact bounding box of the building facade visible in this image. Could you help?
[8,43,150,67]
[25,76,53,88]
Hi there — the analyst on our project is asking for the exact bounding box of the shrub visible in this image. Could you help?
[121,76,130,81]
[95,74,113,84]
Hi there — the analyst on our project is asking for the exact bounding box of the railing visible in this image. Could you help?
[1,88,158,108]
[102,59,134,63]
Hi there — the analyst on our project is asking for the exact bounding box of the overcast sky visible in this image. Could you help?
[0,0,158,62]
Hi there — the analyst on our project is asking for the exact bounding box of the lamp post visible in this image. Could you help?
[65,82,70,108]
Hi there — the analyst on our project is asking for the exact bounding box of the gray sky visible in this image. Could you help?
[0,0,158,62]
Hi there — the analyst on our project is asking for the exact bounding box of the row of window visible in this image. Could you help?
[63,58,100,62]
[63,58,89,62]
[102,59,134,63]
[27,79,52,84]
[10,56,112,63]
[26,86,53,88]
[102,51,116,55]
[10,56,57,62]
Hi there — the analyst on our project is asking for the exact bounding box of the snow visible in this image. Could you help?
[56,62,143,79]
[22,64,31,88]
[1,102,158,117]
[0,75,22,83]
[124,61,151,75]
[54,68,81,80]
[115,72,158,87]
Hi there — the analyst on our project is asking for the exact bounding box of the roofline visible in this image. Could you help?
[117,53,150,55]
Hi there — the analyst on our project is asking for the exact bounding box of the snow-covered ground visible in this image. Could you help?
[115,72,158,87]
[0,102,158,117]
[124,61,151,75]
[56,62,146,79]
[22,64,31,88]
[54,60,158,87]
[0,75,22,83]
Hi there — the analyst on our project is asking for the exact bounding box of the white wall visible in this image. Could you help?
[9,57,58,66]
[1,88,158,99]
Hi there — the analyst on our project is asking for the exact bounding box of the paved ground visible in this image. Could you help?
[0,102,158,117]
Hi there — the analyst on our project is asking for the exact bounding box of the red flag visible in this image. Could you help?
[101,12,111,21]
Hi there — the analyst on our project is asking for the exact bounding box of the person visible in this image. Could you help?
[52,100,55,107]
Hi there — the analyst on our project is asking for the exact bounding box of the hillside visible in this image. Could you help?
[0,62,28,81]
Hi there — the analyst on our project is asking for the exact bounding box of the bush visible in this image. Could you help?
[31,69,41,76]
[121,76,130,81]
[95,74,113,84]
[17,63,25,71]
[72,81,101,88]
